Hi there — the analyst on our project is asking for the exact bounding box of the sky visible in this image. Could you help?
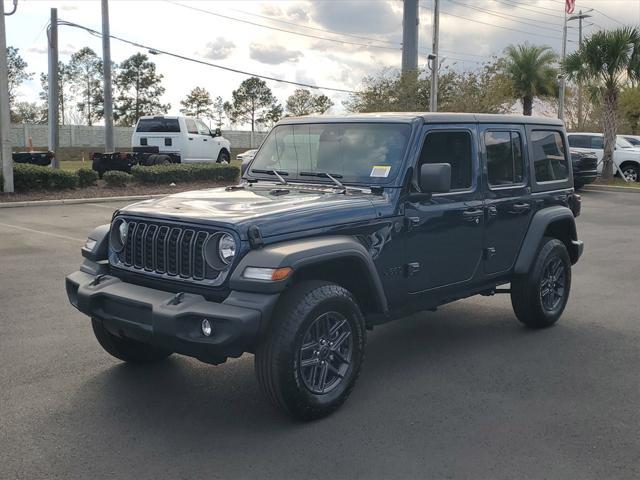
[4,0,639,128]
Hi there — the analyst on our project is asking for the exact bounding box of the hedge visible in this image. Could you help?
[1,163,77,192]
[131,163,239,185]
[103,170,132,187]
[77,168,99,188]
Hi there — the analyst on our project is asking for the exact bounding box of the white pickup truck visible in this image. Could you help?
[132,116,231,164]
[567,132,640,182]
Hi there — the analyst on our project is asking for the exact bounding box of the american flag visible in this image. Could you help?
[566,0,575,14]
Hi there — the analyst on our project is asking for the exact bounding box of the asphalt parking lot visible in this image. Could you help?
[1,190,639,480]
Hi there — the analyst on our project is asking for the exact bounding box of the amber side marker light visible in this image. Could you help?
[243,267,293,281]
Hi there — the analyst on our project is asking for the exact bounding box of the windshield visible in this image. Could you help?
[617,136,635,149]
[248,123,412,185]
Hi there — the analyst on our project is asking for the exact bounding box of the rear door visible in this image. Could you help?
[480,124,533,274]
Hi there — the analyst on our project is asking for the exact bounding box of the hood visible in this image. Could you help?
[119,184,381,239]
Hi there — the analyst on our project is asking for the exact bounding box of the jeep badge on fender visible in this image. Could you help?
[66,113,583,420]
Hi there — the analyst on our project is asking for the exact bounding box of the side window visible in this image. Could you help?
[185,118,198,135]
[485,131,524,186]
[590,136,603,149]
[196,120,211,135]
[419,131,472,191]
[568,135,590,148]
[530,130,568,183]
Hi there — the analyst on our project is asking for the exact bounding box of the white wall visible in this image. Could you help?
[9,124,267,150]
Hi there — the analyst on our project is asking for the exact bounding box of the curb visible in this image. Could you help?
[582,184,640,194]
[0,194,165,209]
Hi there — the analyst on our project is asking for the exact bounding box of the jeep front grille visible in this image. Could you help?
[114,220,220,282]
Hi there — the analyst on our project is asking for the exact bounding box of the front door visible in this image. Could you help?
[480,125,533,274]
[404,125,485,294]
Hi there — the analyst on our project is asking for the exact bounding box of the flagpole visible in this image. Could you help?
[558,6,567,121]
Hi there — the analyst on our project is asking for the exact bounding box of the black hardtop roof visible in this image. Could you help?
[278,112,564,127]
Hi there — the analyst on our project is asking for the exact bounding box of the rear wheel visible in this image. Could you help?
[153,154,172,165]
[510,237,571,328]
[255,281,366,420]
[91,318,172,363]
[217,149,230,164]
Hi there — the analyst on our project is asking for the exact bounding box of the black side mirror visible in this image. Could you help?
[419,163,451,193]
[212,128,222,137]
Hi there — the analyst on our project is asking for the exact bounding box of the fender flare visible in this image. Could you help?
[514,206,579,274]
[229,235,388,313]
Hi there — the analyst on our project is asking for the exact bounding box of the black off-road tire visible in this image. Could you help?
[510,237,571,329]
[91,318,172,363]
[217,149,230,164]
[255,281,366,421]
[153,154,172,165]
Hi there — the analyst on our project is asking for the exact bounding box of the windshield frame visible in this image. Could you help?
[245,121,418,187]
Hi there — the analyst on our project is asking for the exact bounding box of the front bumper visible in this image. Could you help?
[66,270,279,364]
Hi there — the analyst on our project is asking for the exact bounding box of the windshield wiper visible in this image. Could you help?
[252,168,288,185]
[299,171,345,190]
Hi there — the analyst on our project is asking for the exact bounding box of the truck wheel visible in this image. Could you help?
[91,318,172,363]
[217,149,230,164]
[510,237,571,329]
[621,163,639,182]
[255,281,366,420]
[153,154,171,165]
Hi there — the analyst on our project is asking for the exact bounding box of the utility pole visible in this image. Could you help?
[401,0,419,74]
[0,0,14,192]
[558,9,567,121]
[574,10,591,130]
[102,0,114,152]
[47,8,59,168]
[430,0,439,112]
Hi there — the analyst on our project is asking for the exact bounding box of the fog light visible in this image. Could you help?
[201,318,213,337]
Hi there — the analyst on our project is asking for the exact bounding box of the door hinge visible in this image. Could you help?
[406,262,421,277]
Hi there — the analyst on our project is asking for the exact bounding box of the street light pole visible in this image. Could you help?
[0,0,14,192]
[102,0,114,153]
[47,8,59,168]
[401,0,419,74]
[558,10,567,121]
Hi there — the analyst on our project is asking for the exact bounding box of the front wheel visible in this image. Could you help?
[91,318,172,363]
[510,237,571,329]
[621,163,639,182]
[255,281,366,420]
[216,149,230,164]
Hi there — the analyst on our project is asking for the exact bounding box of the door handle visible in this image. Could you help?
[510,203,531,213]
[188,137,193,140]
[463,209,483,224]
[203,138,208,142]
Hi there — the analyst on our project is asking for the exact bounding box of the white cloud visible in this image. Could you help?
[249,43,303,65]
[203,37,235,60]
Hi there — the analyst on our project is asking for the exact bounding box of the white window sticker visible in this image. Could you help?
[370,165,391,178]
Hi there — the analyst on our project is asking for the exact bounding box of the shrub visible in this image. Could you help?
[77,168,99,188]
[1,164,77,192]
[131,163,239,185]
[103,170,132,187]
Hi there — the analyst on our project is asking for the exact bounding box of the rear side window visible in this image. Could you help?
[531,130,568,183]
[591,136,603,149]
[185,118,198,134]
[568,135,590,148]
[136,118,180,133]
[485,131,524,186]
[419,131,472,190]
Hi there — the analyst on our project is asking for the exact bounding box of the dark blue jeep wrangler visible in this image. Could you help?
[66,113,583,420]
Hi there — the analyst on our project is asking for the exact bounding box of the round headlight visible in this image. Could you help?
[110,218,128,252]
[218,233,236,264]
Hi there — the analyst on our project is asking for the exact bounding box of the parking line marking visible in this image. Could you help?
[86,203,118,210]
[0,222,85,243]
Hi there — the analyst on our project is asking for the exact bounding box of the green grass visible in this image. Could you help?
[60,160,90,171]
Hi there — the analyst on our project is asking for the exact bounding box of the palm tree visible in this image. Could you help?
[504,44,558,116]
[564,27,640,180]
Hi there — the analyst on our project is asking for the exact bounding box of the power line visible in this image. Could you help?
[445,0,564,29]
[424,6,565,40]
[166,1,399,51]
[228,6,399,47]
[543,0,626,25]
[57,20,358,94]
[489,0,564,19]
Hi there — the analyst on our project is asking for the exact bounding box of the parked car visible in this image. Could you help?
[621,135,640,147]
[12,150,54,166]
[237,149,257,175]
[567,132,640,182]
[66,113,583,420]
[570,150,598,189]
[132,116,231,164]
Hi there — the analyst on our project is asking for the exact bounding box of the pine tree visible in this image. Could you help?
[180,87,215,119]
[67,47,104,125]
[223,77,279,132]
